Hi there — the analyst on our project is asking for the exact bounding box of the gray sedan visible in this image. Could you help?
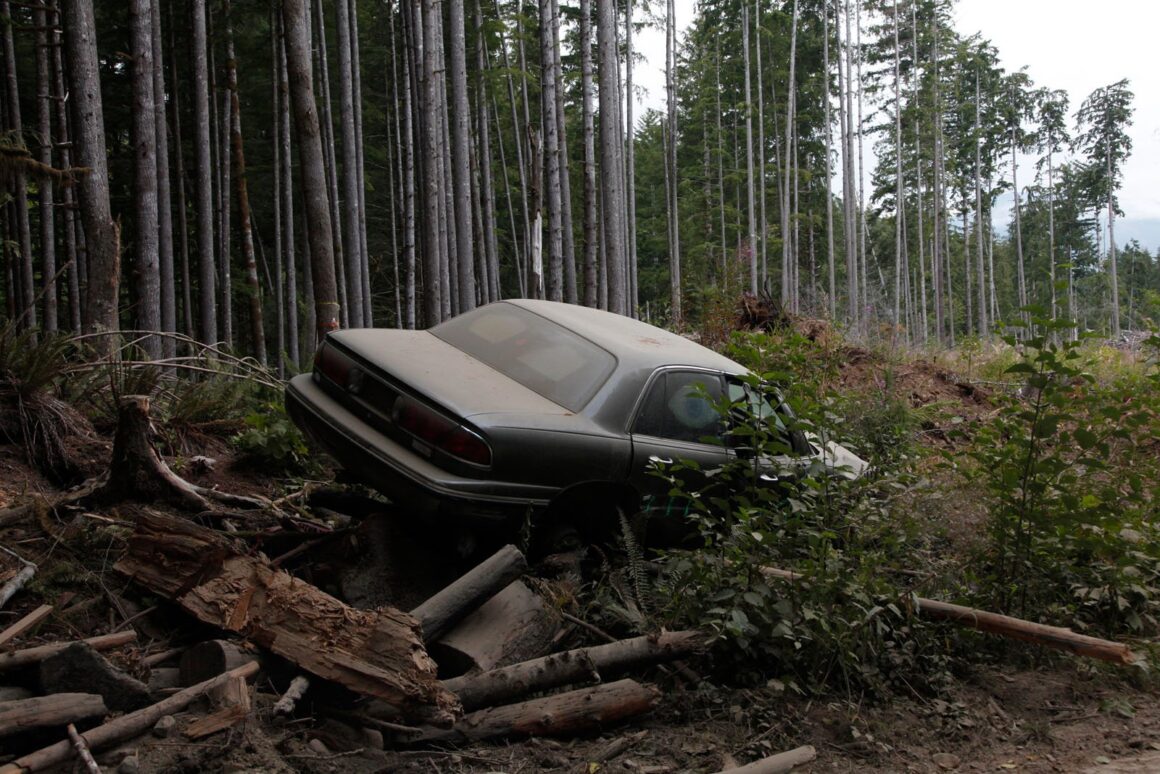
[285,299,864,544]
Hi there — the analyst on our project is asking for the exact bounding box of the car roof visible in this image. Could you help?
[503,299,745,375]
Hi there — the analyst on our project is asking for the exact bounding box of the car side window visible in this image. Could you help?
[633,371,725,444]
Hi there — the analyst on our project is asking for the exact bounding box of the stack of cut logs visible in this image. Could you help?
[0,510,816,774]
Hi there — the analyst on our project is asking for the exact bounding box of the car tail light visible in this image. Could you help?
[393,395,492,467]
[314,342,354,388]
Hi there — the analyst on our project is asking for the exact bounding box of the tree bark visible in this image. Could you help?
[335,0,366,324]
[130,0,161,359]
[114,510,459,721]
[442,630,708,711]
[598,0,627,315]
[224,0,266,364]
[190,0,216,344]
[410,545,527,643]
[413,679,658,743]
[0,694,108,738]
[63,0,119,344]
[33,3,56,332]
[447,0,477,311]
[283,0,341,338]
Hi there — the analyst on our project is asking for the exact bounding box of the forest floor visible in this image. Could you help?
[1,337,1158,773]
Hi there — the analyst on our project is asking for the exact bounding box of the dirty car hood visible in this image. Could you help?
[330,329,576,420]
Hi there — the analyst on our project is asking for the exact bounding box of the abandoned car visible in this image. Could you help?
[285,299,866,544]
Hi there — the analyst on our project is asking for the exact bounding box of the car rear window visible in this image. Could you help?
[432,304,617,411]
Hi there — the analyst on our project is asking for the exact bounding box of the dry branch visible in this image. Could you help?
[714,745,817,774]
[65,723,101,774]
[0,661,258,774]
[114,510,458,723]
[0,548,36,609]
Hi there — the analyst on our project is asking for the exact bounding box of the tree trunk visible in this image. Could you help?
[598,0,626,315]
[63,0,119,343]
[1105,144,1119,336]
[1012,132,1027,333]
[580,0,598,307]
[150,0,175,357]
[445,0,476,312]
[224,0,266,364]
[283,0,341,339]
[191,0,216,344]
[130,0,161,359]
[167,11,194,342]
[475,0,500,306]
[666,0,680,323]
[349,0,372,327]
[742,3,757,295]
[781,0,798,309]
[974,71,987,336]
[824,1,835,319]
[49,1,82,333]
[334,0,365,324]
[277,23,299,364]
[552,0,576,305]
[33,4,56,333]
[1,0,35,333]
[892,0,903,332]
[540,0,563,302]
[624,0,637,314]
[419,0,445,323]
[398,3,417,328]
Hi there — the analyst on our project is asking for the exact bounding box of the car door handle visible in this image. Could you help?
[760,473,780,483]
[649,455,673,465]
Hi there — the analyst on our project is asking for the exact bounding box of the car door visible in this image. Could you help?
[628,369,732,532]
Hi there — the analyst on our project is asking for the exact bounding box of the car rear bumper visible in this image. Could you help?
[285,374,554,522]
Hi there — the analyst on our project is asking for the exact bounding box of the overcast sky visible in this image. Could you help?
[633,0,1160,250]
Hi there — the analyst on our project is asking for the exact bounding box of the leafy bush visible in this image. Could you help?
[958,315,1160,637]
[649,374,948,695]
[232,401,319,475]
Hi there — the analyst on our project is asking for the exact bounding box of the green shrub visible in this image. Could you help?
[650,374,947,695]
[231,401,318,475]
[958,315,1160,638]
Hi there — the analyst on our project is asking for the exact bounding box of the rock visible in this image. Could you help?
[153,714,176,738]
[933,752,961,770]
[0,686,33,702]
[40,642,153,712]
[308,738,330,756]
[361,727,384,750]
[118,754,140,774]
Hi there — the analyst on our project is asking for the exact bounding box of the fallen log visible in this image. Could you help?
[430,580,559,676]
[916,598,1138,665]
[0,661,259,774]
[183,673,251,739]
[0,694,108,737]
[714,745,817,774]
[0,631,137,672]
[759,565,1139,665]
[412,679,660,744]
[443,630,708,712]
[114,510,458,723]
[0,605,53,647]
[410,545,527,643]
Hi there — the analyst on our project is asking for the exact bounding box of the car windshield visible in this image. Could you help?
[432,304,617,411]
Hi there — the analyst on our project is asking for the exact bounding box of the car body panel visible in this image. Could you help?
[285,299,867,529]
